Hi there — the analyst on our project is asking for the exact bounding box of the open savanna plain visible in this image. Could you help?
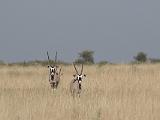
[0,64,160,120]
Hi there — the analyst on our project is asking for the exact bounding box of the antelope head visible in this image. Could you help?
[47,51,58,77]
[73,63,86,84]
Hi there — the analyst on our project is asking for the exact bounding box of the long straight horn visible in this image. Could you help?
[80,64,83,75]
[55,51,57,65]
[47,51,51,65]
[73,63,79,74]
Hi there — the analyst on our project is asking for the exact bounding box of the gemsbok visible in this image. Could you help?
[47,51,62,90]
[70,63,86,97]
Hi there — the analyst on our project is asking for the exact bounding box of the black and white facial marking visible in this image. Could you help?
[48,66,57,76]
[73,74,86,84]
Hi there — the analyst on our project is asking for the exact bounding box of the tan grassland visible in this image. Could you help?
[0,64,160,120]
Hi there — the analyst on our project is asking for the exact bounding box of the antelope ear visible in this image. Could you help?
[84,74,86,77]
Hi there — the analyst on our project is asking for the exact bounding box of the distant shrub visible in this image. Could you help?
[134,52,147,63]
[74,59,84,64]
[8,60,70,66]
[148,58,160,64]
[75,50,95,64]
[98,61,108,67]
[0,60,5,65]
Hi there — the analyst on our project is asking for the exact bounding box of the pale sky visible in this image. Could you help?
[0,0,160,63]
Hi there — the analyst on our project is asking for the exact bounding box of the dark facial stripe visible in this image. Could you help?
[79,83,81,90]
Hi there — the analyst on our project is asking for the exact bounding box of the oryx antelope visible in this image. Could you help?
[70,63,86,97]
[47,51,62,90]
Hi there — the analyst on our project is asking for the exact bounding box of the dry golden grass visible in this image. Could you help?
[0,64,160,120]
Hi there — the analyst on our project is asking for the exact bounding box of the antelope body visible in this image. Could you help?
[70,79,81,97]
[47,51,62,90]
[70,63,86,97]
[48,66,61,90]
